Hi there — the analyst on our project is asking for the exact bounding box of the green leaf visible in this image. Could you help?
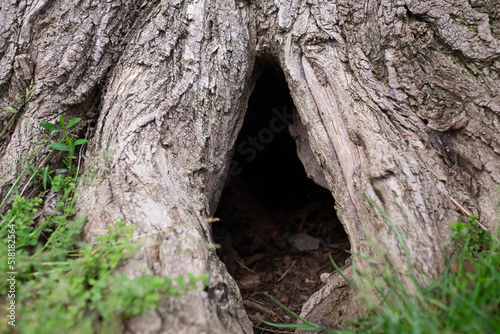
[26,86,35,100]
[50,143,71,152]
[74,139,89,146]
[27,163,36,173]
[177,275,188,292]
[40,122,61,132]
[43,168,49,189]
[66,118,82,129]
[260,320,317,330]
[264,293,318,327]
[7,106,18,113]
[59,115,65,128]
[56,168,68,174]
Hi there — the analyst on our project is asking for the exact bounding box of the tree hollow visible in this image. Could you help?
[213,67,351,332]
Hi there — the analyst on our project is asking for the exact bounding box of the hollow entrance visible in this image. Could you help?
[213,67,350,333]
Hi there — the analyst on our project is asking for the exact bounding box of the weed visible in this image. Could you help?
[27,164,54,190]
[0,87,35,140]
[40,116,88,177]
[450,214,492,257]
[0,114,208,333]
[265,195,500,334]
[1,176,208,333]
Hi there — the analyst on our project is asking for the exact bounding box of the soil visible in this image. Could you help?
[213,173,350,333]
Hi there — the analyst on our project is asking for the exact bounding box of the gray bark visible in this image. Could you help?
[1,0,499,333]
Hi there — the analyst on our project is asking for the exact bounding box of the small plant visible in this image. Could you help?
[27,163,54,190]
[1,114,86,209]
[0,86,36,139]
[1,109,209,332]
[262,293,341,333]
[40,116,88,176]
[265,195,500,334]
[0,87,44,209]
[0,191,208,333]
[450,214,492,256]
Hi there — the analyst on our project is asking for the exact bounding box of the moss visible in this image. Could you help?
[472,2,500,39]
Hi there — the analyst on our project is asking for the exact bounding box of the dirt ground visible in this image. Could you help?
[213,173,350,333]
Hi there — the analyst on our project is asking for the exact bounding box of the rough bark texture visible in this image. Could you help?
[1,0,499,333]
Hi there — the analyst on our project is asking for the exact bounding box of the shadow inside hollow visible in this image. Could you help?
[213,66,350,334]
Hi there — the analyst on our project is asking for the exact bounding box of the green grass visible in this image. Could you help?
[0,100,208,333]
[265,194,500,334]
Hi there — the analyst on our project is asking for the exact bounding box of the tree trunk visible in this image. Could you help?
[1,0,499,333]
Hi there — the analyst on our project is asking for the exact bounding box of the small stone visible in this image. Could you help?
[320,272,331,284]
[287,233,320,251]
[238,274,261,290]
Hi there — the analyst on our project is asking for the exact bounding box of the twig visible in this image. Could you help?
[76,121,91,178]
[91,246,103,255]
[417,142,427,156]
[154,246,160,263]
[237,259,257,274]
[448,196,488,231]
[278,260,297,282]
[244,300,279,318]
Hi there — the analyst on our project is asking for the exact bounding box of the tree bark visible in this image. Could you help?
[1,0,499,333]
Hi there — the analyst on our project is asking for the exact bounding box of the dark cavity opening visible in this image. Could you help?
[213,66,350,332]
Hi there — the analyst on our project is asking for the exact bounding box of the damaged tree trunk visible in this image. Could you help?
[1,0,499,333]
